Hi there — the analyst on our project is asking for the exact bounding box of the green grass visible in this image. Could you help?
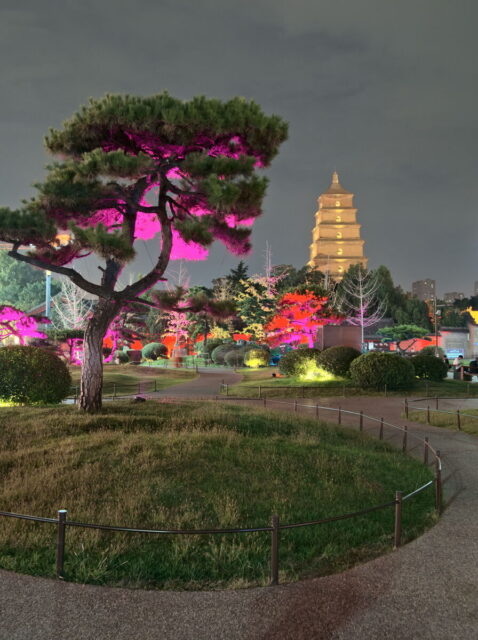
[68,365,196,396]
[408,407,478,435]
[226,367,478,398]
[0,401,435,589]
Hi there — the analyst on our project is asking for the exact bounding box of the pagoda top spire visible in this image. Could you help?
[324,170,352,195]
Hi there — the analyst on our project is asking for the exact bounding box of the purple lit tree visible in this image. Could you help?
[0,94,287,410]
[0,306,50,344]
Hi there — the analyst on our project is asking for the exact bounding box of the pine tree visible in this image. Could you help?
[0,93,287,410]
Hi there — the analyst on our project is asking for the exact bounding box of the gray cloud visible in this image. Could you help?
[0,0,477,295]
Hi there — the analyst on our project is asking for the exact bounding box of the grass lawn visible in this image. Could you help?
[408,408,478,435]
[0,401,435,589]
[226,367,478,399]
[69,365,196,396]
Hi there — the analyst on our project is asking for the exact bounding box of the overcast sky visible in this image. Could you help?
[1,0,477,295]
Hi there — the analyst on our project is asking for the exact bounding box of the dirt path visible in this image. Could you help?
[1,377,477,639]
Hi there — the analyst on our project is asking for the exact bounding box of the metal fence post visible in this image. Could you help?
[359,410,363,432]
[379,418,384,440]
[426,406,430,424]
[402,425,408,452]
[424,437,429,465]
[435,451,442,514]
[393,491,403,549]
[316,403,319,418]
[338,406,342,425]
[456,410,461,430]
[56,509,67,579]
[270,514,280,586]
[404,398,409,419]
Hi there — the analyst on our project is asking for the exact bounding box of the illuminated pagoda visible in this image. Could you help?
[308,171,367,281]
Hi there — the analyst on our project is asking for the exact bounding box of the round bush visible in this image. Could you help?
[244,348,270,368]
[349,352,415,390]
[224,349,244,367]
[211,342,235,365]
[420,346,445,359]
[278,348,321,377]
[318,346,361,377]
[141,342,167,361]
[114,351,130,364]
[0,345,72,404]
[199,338,224,358]
[411,354,448,381]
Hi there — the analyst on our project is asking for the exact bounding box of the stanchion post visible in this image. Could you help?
[338,406,342,425]
[427,406,430,424]
[316,403,319,418]
[393,491,403,549]
[456,410,461,430]
[56,509,67,579]
[435,451,442,514]
[404,398,409,419]
[359,410,363,432]
[294,399,298,413]
[402,425,408,452]
[424,437,429,465]
[270,514,280,586]
[379,418,384,440]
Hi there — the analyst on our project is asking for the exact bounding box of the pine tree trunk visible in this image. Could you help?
[79,301,118,412]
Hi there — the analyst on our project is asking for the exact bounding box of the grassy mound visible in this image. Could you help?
[0,401,434,589]
[68,365,196,396]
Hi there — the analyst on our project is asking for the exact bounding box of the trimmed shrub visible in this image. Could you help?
[0,345,71,404]
[211,342,235,365]
[411,354,448,381]
[114,351,130,364]
[244,347,270,368]
[349,352,415,390]
[141,343,167,361]
[420,346,445,358]
[224,348,244,368]
[198,339,224,358]
[278,348,321,377]
[318,346,361,377]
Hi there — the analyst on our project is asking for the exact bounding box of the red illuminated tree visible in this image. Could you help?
[265,291,341,348]
[0,93,287,411]
[0,306,50,344]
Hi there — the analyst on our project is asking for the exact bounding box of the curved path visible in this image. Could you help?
[1,376,478,639]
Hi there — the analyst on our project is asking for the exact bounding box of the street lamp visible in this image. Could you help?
[45,231,71,318]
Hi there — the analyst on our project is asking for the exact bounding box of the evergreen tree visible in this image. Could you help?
[0,251,60,311]
[0,93,287,411]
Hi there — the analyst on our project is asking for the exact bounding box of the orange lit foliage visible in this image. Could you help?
[266,291,341,348]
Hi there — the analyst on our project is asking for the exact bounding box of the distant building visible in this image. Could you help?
[443,292,465,305]
[308,171,367,282]
[412,279,436,301]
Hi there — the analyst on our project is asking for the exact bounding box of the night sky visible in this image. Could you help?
[1,0,477,295]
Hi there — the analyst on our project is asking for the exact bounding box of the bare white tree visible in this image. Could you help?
[51,280,91,330]
[335,268,386,347]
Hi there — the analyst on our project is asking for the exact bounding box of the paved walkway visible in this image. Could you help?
[1,377,478,639]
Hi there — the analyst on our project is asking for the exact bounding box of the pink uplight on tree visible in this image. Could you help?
[0,306,50,345]
[0,93,287,411]
[266,292,341,348]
